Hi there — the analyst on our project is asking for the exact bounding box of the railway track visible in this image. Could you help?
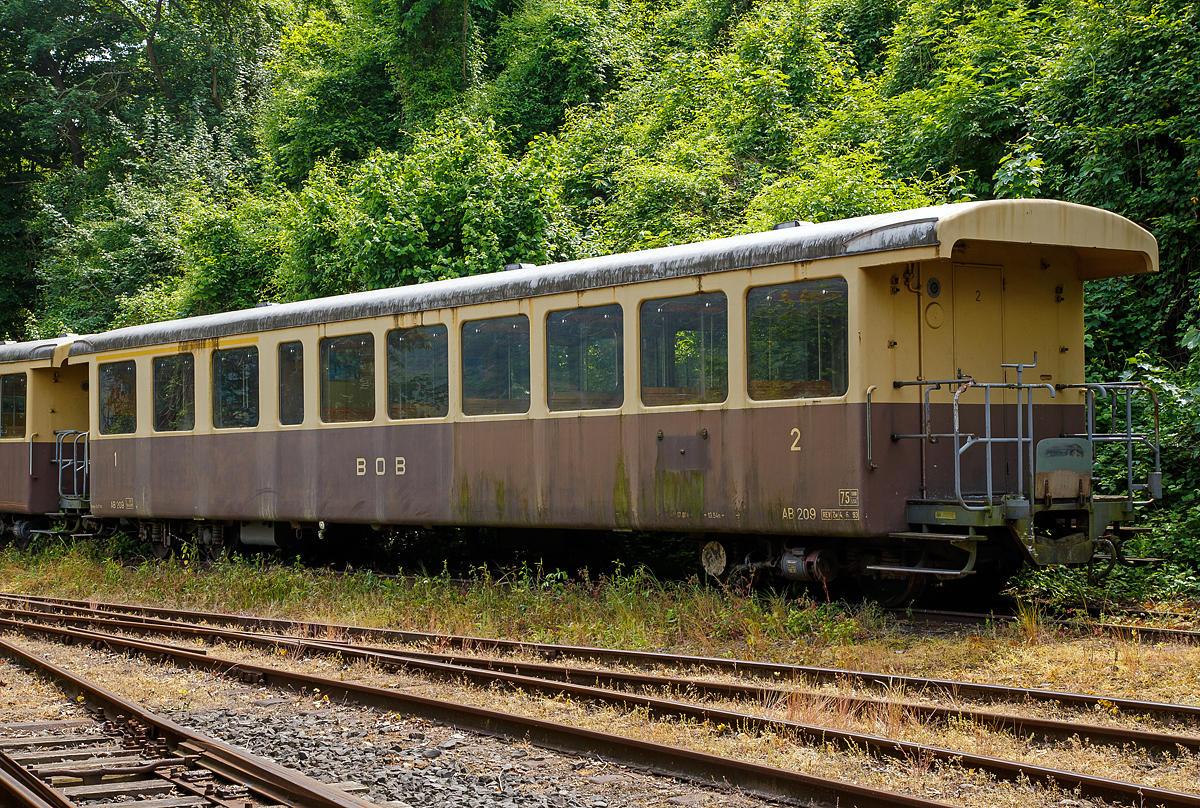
[892,607,1200,643]
[0,616,961,808]
[5,592,1199,718]
[0,638,376,808]
[4,600,1200,749]
[2,595,1200,807]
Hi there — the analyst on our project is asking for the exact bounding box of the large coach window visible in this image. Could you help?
[640,292,728,406]
[152,354,195,431]
[99,361,137,435]
[547,305,623,411]
[213,347,259,428]
[462,315,530,415]
[0,373,26,437]
[278,341,304,425]
[387,325,448,419]
[320,333,375,422]
[747,278,848,400]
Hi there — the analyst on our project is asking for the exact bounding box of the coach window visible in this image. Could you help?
[320,333,375,422]
[0,373,26,437]
[213,347,259,428]
[640,292,728,406]
[461,315,530,415]
[99,361,137,435]
[152,354,195,431]
[278,341,304,425]
[387,325,449,419]
[747,278,849,400]
[547,304,623,411]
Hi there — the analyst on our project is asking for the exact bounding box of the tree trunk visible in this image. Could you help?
[211,65,223,112]
[144,32,171,99]
[48,71,87,168]
[109,0,171,100]
[462,0,469,90]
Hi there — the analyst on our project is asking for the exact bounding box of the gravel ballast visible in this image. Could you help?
[175,700,764,808]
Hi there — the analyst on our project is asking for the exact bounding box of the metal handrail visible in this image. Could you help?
[54,430,89,504]
[951,379,1055,511]
[1056,382,1161,507]
[890,376,976,498]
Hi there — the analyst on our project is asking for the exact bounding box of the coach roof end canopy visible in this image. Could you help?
[65,198,1157,356]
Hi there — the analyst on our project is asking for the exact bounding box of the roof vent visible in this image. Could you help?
[772,220,816,230]
[503,263,538,271]
[255,301,281,308]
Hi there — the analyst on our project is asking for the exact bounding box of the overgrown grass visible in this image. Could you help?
[0,543,880,659]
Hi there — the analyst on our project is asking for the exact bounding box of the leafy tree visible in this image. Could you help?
[484,0,636,148]
[259,9,406,186]
[277,115,576,299]
[1031,0,1200,367]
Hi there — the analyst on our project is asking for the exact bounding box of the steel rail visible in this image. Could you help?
[6,603,1200,755]
[0,621,958,808]
[4,615,1200,808]
[0,748,78,808]
[0,637,374,808]
[893,607,1200,645]
[6,593,1199,721]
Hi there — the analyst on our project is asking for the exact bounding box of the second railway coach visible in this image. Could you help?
[0,199,1161,603]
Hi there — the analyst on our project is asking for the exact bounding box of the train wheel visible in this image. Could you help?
[700,540,728,579]
[12,520,35,551]
[857,573,926,607]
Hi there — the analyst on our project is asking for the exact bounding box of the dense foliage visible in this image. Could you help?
[2,0,1196,578]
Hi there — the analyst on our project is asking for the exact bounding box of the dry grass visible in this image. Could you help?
[11,625,1200,808]
[0,633,1090,808]
[0,654,90,723]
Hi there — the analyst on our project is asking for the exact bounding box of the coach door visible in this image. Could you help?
[32,362,90,509]
[916,262,1005,497]
[951,263,1004,384]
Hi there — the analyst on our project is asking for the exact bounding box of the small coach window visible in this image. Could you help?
[153,354,195,431]
[99,361,137,435]
[320,333,375,422]
[387,325,448,419]
[278,341,304,425]
[547,304,623,411]
[640,292,728,406]
[462,315,530,415]
[747,278,848,400]
[0,373,26,438]
[213,347,259,428]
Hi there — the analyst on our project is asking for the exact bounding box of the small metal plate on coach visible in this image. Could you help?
[658,433,710,472]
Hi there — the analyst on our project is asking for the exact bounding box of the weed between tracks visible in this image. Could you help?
[0,545,876,653]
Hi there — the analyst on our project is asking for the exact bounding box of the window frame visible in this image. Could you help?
[545,304,624,413]
[460,314,532,417]
[278,340,305,426]
[151,353,196,433]
[387,324,450,421]
[98,360,138,436]
[638,290,730,408]
[212,345,260,430]
[319,332,377,424]
[0,372,27,439]
[744,276,850,402]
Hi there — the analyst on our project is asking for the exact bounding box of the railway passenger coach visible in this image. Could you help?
[0,199,1162,602]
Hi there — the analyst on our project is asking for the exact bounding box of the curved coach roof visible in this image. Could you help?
[0,336,76,365]
[54,199,1154,356]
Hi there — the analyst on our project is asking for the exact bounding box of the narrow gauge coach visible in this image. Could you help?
[0,199,1162,602]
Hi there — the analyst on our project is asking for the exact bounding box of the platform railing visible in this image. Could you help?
[54,430,89,508]
[1056,382,1161,508]
[892,354,1053,510]
[951,377,1055,511]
